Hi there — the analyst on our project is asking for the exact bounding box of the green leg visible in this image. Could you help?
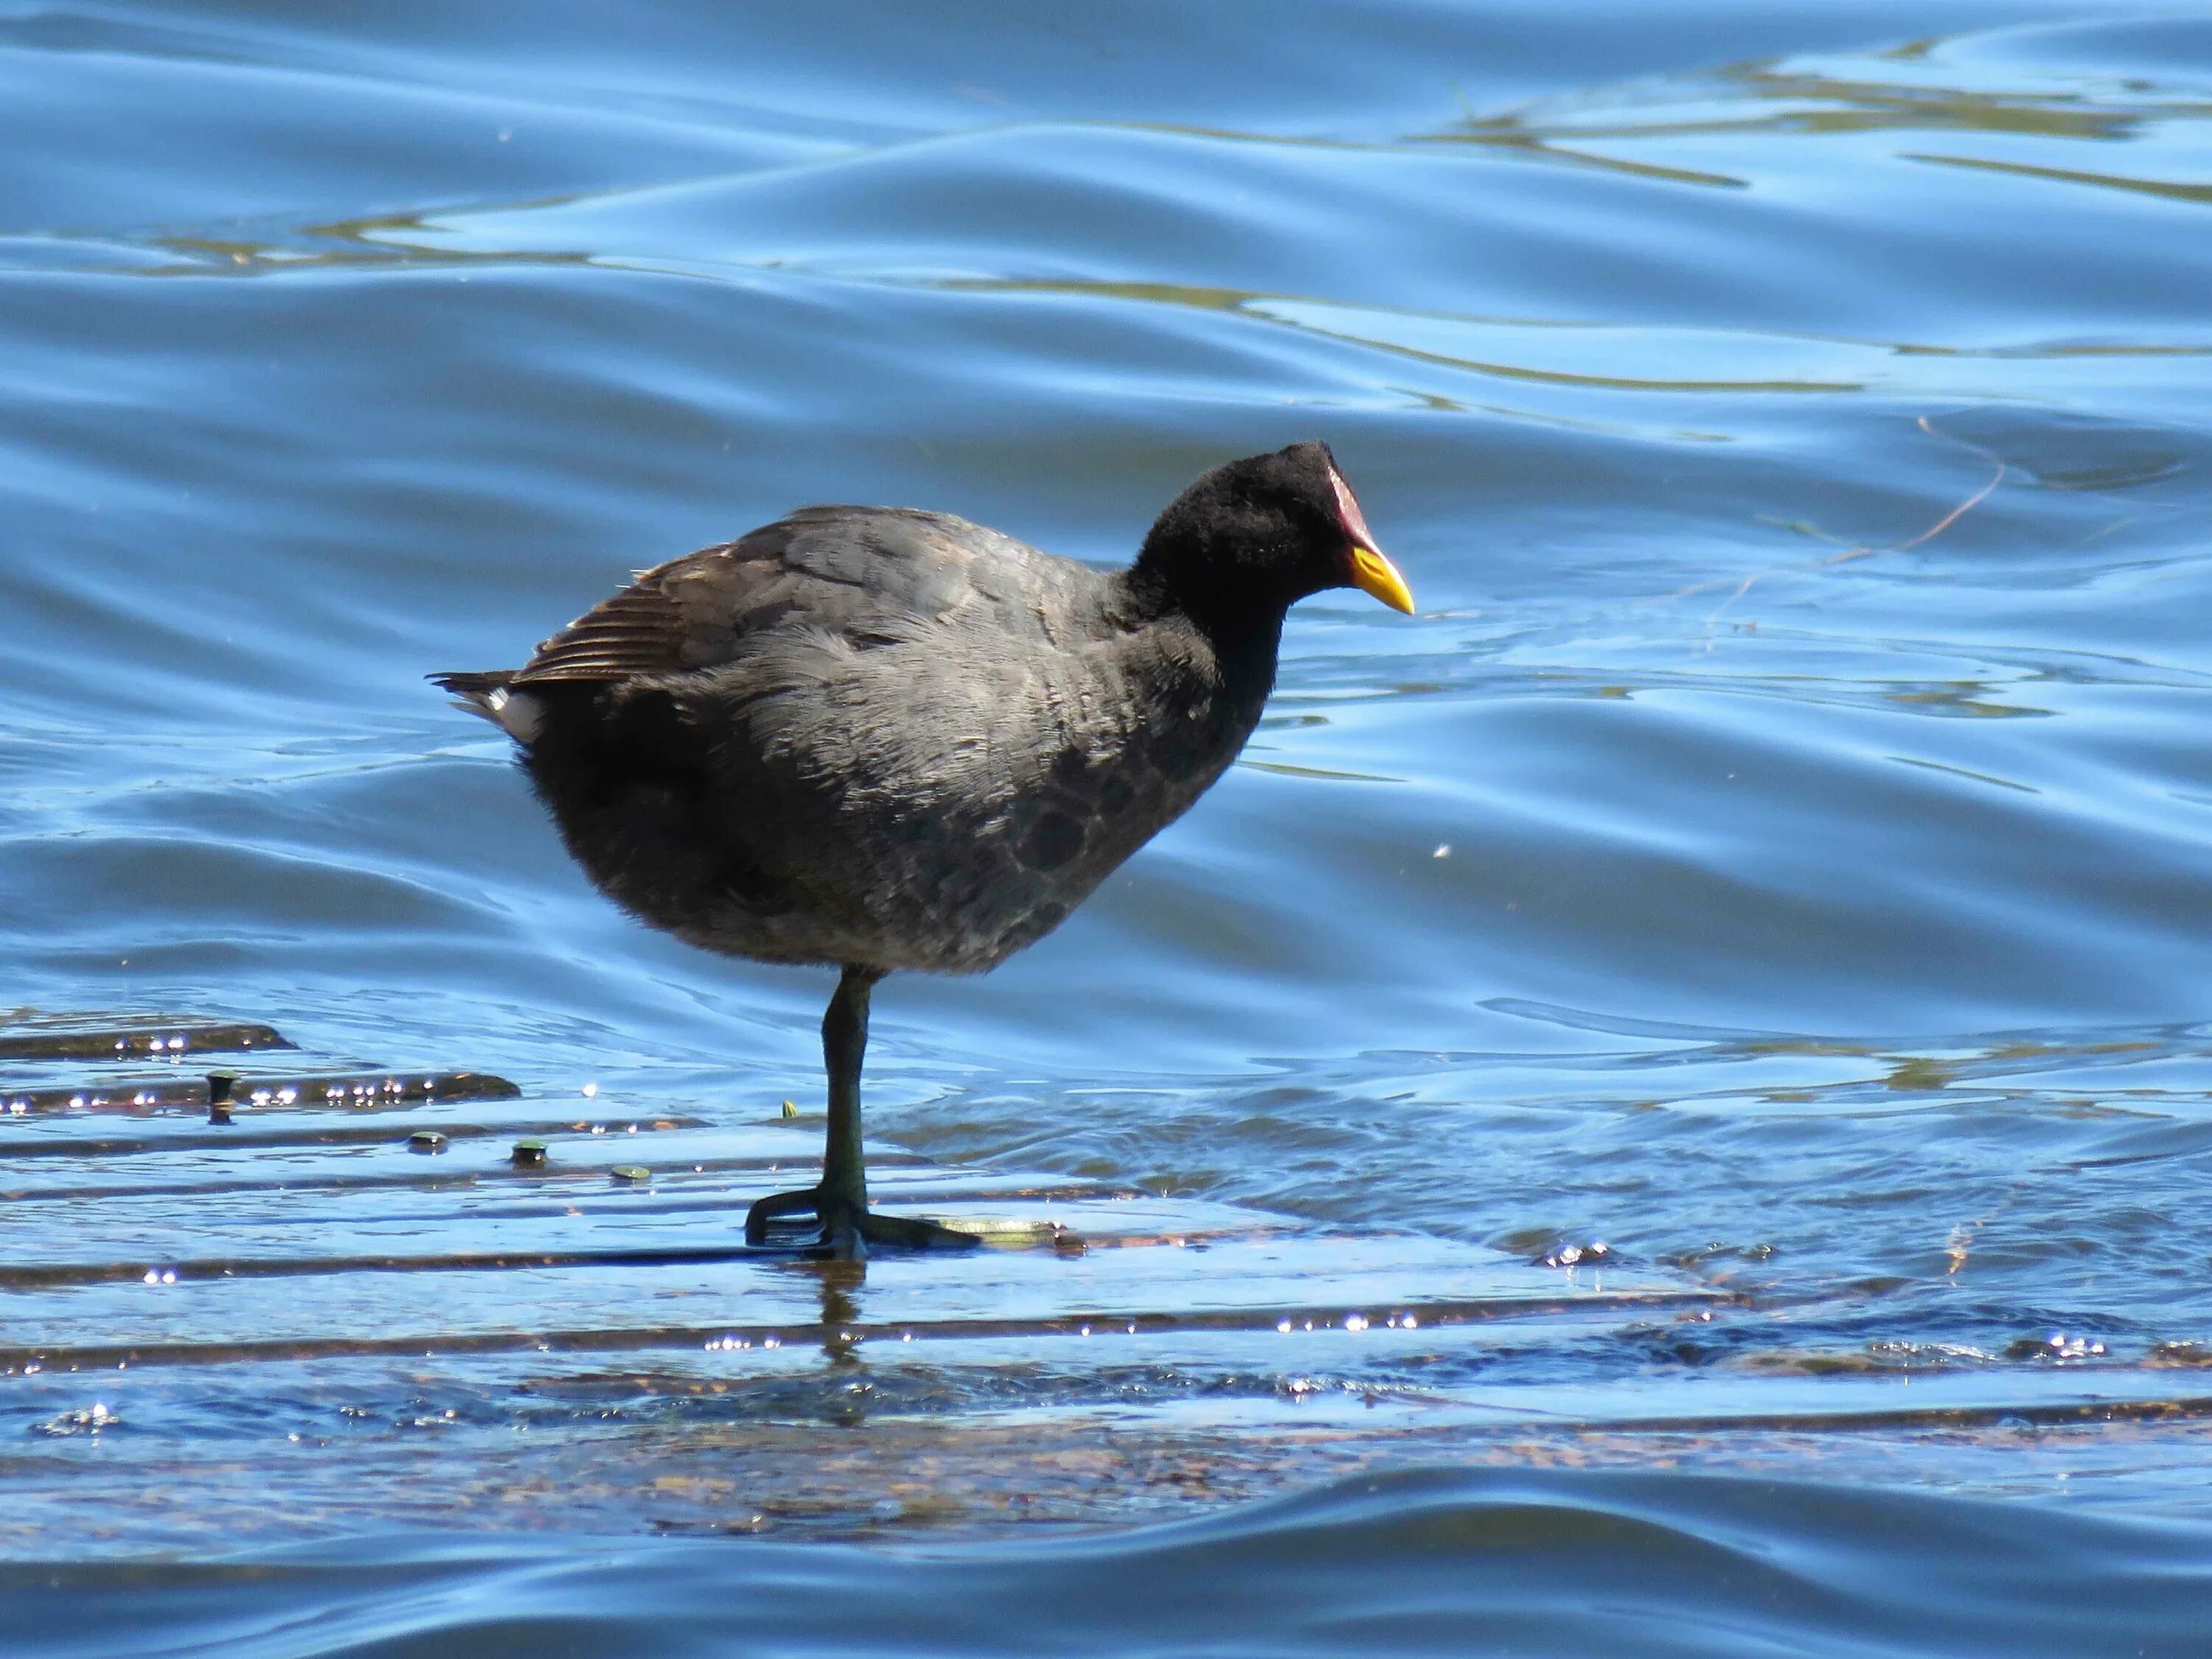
[744,966,981,1258]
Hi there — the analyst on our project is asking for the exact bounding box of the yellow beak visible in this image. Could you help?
[1348,542,1416,614]
[1327,463,1414,614]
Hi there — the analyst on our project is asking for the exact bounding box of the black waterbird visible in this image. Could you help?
[435,442,1413,1257]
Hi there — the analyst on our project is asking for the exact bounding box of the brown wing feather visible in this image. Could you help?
[511,545,735,685]
[506,507,1068,688]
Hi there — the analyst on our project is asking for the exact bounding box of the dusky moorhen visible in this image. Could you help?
[436,441,1412,1256]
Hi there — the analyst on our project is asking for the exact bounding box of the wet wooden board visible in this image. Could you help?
[0,1067,518,1116]
[0,1013,1730,1552]
[0,1018,290,1064]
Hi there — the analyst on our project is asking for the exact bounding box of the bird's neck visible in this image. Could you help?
[1111,566,1286,713]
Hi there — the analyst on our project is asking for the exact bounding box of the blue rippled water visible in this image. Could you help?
[15,1471,2212,1659]
[8,0,2212,1650]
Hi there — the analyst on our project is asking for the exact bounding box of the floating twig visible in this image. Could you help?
[1664,416,2008,630]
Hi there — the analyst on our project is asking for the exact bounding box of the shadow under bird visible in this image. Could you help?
[436,441,1413,1257]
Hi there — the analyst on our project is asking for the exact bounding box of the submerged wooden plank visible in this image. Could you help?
[10,1349,2205,1554]
[0,1067,519,1117]
[0,1018,291,1063]
[0,1225,1708,1358]
[0,1166,1161,1271]
[0,1099,684,1160]
[0,1144,1101,1211]
[0,1126,937,1201]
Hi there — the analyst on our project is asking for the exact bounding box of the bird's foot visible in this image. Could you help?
[743,1186,983,1258]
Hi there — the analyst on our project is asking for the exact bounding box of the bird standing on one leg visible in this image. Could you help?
[436,441,1413,1259]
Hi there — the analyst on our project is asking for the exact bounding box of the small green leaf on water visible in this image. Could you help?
[780,1100,798,1118]
[611,1165,650,1183]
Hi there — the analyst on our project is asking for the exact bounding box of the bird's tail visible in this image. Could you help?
[430,670,543,742]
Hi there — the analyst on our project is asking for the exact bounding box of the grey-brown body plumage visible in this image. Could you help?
[442,505,1278,975]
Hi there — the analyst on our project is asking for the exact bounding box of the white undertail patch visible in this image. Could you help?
[487,686,544,743]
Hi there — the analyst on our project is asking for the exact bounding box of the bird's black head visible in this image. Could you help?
[1128,441,1413,634]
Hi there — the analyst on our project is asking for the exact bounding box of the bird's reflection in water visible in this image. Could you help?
[810,1259,867,1371]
